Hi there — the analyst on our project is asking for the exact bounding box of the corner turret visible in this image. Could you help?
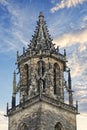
[68,68,73,106]
[12,71,16,108]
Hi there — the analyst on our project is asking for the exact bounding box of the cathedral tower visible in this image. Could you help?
[7,12,78,130]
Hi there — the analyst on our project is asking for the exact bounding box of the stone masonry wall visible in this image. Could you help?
[9,101,76,130]
[40,102,76,130]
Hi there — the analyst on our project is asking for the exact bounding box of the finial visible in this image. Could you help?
[23,47,25,54]
[12,71,16,108]
[68,68,71,90]
[76,100,78,112]
[13,71,16,95]
[17,51,19,60]
[14,70,16,74]
[57,46,59,53]
[6,102,9,115]
[68,68,73,106]
[64,49,66,56]
[39,11,44,17]
[39,11,44,23]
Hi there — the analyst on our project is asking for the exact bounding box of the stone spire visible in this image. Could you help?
[12,71,16,108]
[68,68,71,90]
[38,12,45,40]
[28,12,54,51]
[68,69,73,106]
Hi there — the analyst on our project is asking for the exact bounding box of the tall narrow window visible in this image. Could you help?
[54,63,60,95]
[43,79,45,92]
[18,123,28,130]
[42,61,45,76]
[37,60,46,93]
[55,122,63,130]
[24,64,29,94]
[38,79,45,93]
[37,60,45,77]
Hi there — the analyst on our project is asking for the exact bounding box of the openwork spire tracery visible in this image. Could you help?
[28,12,55,52]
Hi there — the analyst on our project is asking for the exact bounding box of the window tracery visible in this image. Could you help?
[38,79,45,93]
[37,60,45,93]
[18,123,28,130]
[54,63,60,95]
[55,122,63,130]
[24,64,29,86]
[24,64,29,95]
[37,60,45,77]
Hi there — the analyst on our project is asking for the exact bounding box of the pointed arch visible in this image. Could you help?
[37,60,46,93]
[54,63,60,95]
[37,60,45,76]
[38,79,46,93]
[18,122,28,130]
[55,122,63,130]
[24,64,29,85]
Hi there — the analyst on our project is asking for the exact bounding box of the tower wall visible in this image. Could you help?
[7,12,77,130]
[40,102,76,130]
[19,56,65,102]
[8,102,41,130]
[8,101,76,130]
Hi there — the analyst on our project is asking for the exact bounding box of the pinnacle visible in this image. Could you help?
[27,12,53,51]
[39,11,44,17]
[39,11,44,24]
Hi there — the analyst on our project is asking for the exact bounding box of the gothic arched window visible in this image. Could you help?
[24,64,29,85]
[18,123,28,130]
[37,60,45,77]
[37,60,45,93]
[55,122,63,130]
[24,64,29,95]
[38,79,46,93]
[54,63,60,95]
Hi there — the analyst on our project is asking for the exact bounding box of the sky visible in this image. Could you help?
[0,0,87,129]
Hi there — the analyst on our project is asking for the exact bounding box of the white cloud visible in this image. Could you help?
[76,89,87,98]
[54,30,87,107]
[51,0,56,4]
[53,29,87,83]
[51,0,85,13]
[77,114,87,130]
[83,15,87,22]
[53,29,87,48]
[0,0,7,4]
[67,51,87,79]
[0,111,8,130]
[0,1,36,53]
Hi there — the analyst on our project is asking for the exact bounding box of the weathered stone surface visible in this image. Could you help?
[9,101,76,130]
[8,12,77,130]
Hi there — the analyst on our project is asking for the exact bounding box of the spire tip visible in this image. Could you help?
[39,11,44,17]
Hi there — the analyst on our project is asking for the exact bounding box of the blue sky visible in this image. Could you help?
[0,0,87,129]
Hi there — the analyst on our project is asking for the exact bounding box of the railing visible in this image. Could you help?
[8,94,40,115]
[41,94,77,112]
[8,94,77,116]
[17,50,66,63]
